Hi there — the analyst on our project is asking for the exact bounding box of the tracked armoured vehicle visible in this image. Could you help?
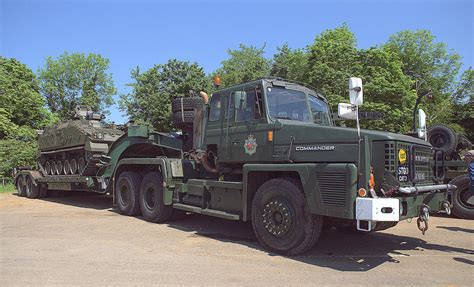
[37,106,123,176]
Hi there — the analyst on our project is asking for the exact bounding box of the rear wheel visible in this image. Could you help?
[25,177,39,199]
[251,178,323,255]
[16,177,26,197]
[139,171,173,223]
[451,175,474,219]
[116,171,142,216]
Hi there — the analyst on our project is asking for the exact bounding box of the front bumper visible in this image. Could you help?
[398,183,457,194]
[355,188,450,231]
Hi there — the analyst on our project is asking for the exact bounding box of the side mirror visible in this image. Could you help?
[349,77,363,106]
[234,91,247,110]
[417,109,427,140]
[338,103,357,120]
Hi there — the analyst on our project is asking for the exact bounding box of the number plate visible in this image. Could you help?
[397,166,410,182]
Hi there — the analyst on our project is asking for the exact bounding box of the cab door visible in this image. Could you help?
[227,86,274,163]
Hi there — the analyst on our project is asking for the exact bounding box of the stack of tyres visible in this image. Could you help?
[171,97,204,151]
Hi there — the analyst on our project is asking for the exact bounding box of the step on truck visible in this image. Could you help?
[15,77,455,255]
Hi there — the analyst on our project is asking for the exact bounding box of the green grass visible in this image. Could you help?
[0,184,15,193]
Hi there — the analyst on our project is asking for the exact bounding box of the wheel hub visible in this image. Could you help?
[262,200,292,237]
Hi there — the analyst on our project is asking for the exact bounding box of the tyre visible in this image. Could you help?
[427,124,458,156]
[25,177,39,199]
[251,178,323,255]
[139,171,173,223]
[172,111,195,127]
[171,97,204,113]
[373,221,398,231]
[16,176,26,197]
[116,171,142,216]
[450,174,474,219]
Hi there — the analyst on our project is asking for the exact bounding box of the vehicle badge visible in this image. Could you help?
[244,134,257,156]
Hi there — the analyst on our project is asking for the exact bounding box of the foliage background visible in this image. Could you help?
[1,26,472,178]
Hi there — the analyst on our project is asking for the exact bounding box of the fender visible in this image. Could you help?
[112,157,176,205]
[242,163,358,221]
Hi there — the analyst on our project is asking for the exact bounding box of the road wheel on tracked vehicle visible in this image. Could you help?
[116,171,142,216]
[139,171,174,223]
[44,161,51,175]
[25,177,39,199]
[16,176,26,197]
[56,161,63,175]
[63,160,71,175]
[70,158,78,174]
[251,178,323,256]
[450,174,474,219]
[77,157,86,174]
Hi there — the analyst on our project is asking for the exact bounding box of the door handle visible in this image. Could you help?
[232,140,241,145]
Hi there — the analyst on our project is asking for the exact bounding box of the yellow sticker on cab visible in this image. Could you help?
[398,149,407,164]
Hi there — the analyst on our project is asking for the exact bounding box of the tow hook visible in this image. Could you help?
[417,204,430,235]
[442,201,451,215]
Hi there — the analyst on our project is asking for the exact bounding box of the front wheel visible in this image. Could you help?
[139,171,173,223]
[251,178,322,256]
[116,172,142,216]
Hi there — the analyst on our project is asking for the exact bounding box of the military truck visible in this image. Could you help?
[15,77,454,255]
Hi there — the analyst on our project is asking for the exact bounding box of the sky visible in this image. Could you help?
[1,0,473,124]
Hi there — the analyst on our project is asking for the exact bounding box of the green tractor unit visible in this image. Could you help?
[15,78,455,255]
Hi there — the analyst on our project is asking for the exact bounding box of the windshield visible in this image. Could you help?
[266,86,332,126]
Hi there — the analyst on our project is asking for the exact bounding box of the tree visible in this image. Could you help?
[357,48,416,133]
[270,43,308,82]
[0,57,55,177]
[38,52,116,120]
[214,44,271,87]
[304,24,361,107]
[452,68,474,140]
[383,30,462,125]
[120,59,209,131]
[0,57,53,135]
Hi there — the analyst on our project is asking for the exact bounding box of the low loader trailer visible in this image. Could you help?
[15,77,455,255]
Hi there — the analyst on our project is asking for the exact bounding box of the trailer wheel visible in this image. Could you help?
[251,178,323,255]
[450,174,474,219]
[25,177,39,199]
[139,171,173,223]
[116,172,142,216]
[16,177,26,197]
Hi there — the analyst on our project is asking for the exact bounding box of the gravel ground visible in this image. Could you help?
[1,191,473,286]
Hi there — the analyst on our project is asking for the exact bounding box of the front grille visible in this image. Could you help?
[384,142,396,172]
[411,145,433,184]
[317,173,347,207]
[385,142,434,186]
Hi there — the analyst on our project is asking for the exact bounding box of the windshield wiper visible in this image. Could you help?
[274,116,293,120]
